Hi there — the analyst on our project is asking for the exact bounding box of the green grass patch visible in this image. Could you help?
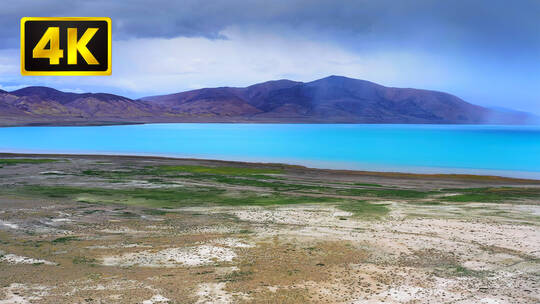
[337,188,432,199]
[152,165,283,175]
[14,185,351,208]
[52,236,79,243]
[451,265,487,277]
[442,187,540,202]
[80,165,284,184]
[81,167,330,192]
[237,229,253,234]
[217,270,253,282]
[79,166,410,199]
[72,256,97,265]
[353,182,384,187]
[191,174,328,192]
[0,158,58,165]
[81,169,144,179]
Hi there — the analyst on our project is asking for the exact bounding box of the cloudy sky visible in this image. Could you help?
[1,0,539,114]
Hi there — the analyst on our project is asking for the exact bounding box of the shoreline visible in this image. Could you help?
[2,120,540,128]
[2,152,539,184]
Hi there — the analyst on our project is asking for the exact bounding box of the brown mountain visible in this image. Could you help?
[0,76,537,126]
[142,79,303,118]
[1,86,156,125]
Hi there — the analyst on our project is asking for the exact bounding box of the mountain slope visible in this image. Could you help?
[141,75,509,124]
[1,76,537,126]
[143,87,262,117]
[1,87,156,125]
[275,75,489,123]
[141,79,302,118]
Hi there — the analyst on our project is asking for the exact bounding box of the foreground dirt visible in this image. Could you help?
[0,154,538,304]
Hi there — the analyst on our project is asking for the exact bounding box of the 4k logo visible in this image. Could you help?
[21,17,111,76]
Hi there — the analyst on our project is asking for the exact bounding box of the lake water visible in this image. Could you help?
[1,124,539,179]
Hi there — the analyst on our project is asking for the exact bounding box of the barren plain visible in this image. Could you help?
[0,154,538,303]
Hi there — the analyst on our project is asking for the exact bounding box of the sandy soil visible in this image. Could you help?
[0,154,538,303]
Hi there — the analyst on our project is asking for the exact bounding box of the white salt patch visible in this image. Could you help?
[0,290,28,304]
[140,215,165,221]
[511,205,540,216]
[102,245,236,267]
[212,238,254,248]
[196,283,233,304]
[100,227,148,234]
[0,253,57,266]
[187,226,239,234]
[479,299,501,304]
[231,205,362,228]
[64,279,158,296]
[438,193,461,197]
[142,294,170,304]
[145,225,165,230]
[267,286,279,293]
[0,283,50,304]
[215,266,240,275]
[384,285,424,302]
[50,218,72,223]
[40,171,65,175]
[86,243,151,250]
[332,211,353,217]
[109,294,122,300]
[0,220,19,229]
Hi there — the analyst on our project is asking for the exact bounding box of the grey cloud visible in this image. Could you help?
[2,0,539,114]
[1,0,539,57]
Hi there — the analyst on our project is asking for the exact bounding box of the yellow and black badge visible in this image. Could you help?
[21,17,111,76]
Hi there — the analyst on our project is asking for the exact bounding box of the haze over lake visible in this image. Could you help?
[1,124,539,179]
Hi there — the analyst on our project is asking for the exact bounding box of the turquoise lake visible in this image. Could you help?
[1,124,539,179]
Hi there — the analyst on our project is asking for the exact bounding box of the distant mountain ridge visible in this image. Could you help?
[1,76,538,126]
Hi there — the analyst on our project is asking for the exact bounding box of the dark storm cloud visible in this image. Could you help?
[2,0,539,59]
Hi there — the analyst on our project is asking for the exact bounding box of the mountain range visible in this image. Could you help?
[0,76,537,126]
